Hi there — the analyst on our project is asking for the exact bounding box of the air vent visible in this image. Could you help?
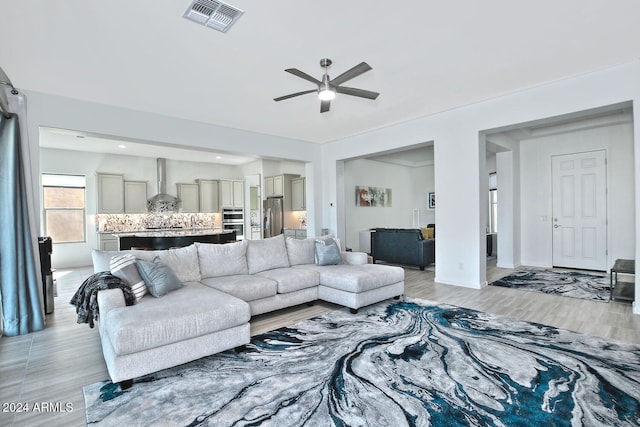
[183,0,244,33]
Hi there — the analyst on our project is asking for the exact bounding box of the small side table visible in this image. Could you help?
[610,259,635,302]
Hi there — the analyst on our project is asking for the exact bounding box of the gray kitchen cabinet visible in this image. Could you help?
[197,179,219,213]
[264,175,284,197]
[220,180,244,208]
[98,233,119,251]
[284,228,307,239]
[124,180,148,213]
[291,177,306,211]
[97,173,124,213]
[177,183,199,213]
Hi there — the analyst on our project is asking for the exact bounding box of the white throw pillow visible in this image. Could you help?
[110,254,147,302]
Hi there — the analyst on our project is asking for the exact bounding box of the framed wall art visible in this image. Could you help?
[428,192,435,209]
[356,186,392,207]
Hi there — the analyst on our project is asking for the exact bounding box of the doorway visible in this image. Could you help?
[551,150,607,271]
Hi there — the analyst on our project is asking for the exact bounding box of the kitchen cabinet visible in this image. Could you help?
[249,186,259,210]
[177,183,199,213]
[284,228,307,239]
[98,233,119,251]
[220,180,244,208]
[124,181,148,213]
[197,179,219,213]
[291,177,306,211]
[264,175,284,197]
[97,173,124,213]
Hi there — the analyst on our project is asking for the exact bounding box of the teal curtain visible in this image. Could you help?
[0,113,45,336]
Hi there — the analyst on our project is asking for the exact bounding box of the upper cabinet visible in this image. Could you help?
[291,177,306,211]
[264,175,283,197]
[124,181,148,213]
[220,180,244,208]
[97,173,124,213]
[197,179,219,213]
[177,183,199,213]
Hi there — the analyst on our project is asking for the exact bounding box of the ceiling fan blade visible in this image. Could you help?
[274,89,317,102]
[335,86,380,100]
[330,62,372,86]
[320,100,331,113]
[284,68,322,85]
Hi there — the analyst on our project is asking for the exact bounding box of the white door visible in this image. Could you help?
[551,151,607,270]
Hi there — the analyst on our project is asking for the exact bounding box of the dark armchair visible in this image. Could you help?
[371,228,435,270]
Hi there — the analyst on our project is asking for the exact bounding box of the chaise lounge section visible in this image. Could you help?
[91,234,404,385]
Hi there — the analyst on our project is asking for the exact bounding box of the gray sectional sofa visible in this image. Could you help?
[91,234,404,387]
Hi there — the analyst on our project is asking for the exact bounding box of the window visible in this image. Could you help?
[42,174,86,243]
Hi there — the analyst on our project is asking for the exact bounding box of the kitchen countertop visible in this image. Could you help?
[113,228,228,238]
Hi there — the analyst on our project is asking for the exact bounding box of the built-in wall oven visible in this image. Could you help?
[222,208,244,240]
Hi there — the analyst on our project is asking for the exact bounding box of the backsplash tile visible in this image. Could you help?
[97,213,219,232]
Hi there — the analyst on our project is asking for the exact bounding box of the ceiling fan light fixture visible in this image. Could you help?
[318,88,336,101]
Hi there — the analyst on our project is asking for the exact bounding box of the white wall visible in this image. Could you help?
[39,147,286,267]
[344,159,415,250]
[520,122,635,267]
[322,60,640,295]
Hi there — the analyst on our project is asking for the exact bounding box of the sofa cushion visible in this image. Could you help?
[294,264,404,293]
[285,237,316,266]
[196,240,248,279]
[132,245,201,283]
[246,234,290,274]
[110,254,147,302]
[102,283,250,355]
[136,257,183,297]
[200,275,277,302]
[255,267,319,294]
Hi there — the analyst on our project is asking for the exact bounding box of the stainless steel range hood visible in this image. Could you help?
[147,158,180,213]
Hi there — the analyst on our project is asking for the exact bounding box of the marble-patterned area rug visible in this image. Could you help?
[84,297,640,426]
[490,268,611,302]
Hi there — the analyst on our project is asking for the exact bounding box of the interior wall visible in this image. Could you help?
[410,165,436,227]
[343,159,416,251]
[520,122,635,267]
[40,148,245,268]
[322,60,640,293]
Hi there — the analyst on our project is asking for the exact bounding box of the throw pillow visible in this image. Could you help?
[110,254,147,302]
[421,227,434,239]
[131,244,201,283]
[315,238,342,266]
[136,256,183,298]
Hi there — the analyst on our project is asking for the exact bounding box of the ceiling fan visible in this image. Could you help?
[274,58,379,113]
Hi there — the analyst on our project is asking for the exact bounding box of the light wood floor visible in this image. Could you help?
[1,261,639,426]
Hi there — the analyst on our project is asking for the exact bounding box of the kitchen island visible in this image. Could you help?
[115,229,236,250]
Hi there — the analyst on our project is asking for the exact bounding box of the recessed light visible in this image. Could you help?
[216,156,222,159]
[118,144,127,149]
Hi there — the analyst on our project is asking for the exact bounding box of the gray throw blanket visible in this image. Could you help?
[70,271,136,328]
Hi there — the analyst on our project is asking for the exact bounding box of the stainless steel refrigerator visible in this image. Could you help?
[263,197,284,238]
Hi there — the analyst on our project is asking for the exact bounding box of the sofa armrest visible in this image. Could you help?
[97,288,127,318]
[341,251,368,265]
[419,239,436,265]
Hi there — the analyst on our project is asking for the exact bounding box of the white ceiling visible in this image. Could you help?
[3,1,640,150]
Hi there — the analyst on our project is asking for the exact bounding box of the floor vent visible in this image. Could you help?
[183,0,244,33]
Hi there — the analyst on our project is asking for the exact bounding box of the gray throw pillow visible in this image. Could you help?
[315,239,342,266]
[136,256,183,298]
[110,254,147,302]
